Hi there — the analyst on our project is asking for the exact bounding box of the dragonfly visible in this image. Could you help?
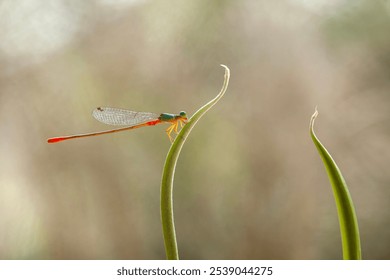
[47,107,188,143]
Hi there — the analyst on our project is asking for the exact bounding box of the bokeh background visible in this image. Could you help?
[1,0,389,259]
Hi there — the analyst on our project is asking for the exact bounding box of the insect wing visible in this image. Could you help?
[92,107,160,126]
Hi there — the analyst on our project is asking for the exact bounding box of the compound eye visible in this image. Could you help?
[179,111,187,118]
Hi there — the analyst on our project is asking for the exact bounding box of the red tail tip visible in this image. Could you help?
[47,137,65,143]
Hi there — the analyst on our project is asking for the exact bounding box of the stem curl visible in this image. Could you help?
[310,108,362,260]
[160,65,230,260]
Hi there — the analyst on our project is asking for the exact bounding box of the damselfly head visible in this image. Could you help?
[179,111,187,119]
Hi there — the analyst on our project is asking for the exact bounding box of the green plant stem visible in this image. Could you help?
[160,65,230,260]
[310,109,362,260]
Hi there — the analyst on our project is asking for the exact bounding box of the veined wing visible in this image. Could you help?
[92,107,160,126]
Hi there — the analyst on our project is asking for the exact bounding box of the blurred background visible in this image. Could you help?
[0,0,389,259]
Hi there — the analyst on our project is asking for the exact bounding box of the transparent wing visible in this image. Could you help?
[92,107,160,126]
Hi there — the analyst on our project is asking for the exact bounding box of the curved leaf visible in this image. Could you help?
[310,109,362,260]
[160,65,230,260]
